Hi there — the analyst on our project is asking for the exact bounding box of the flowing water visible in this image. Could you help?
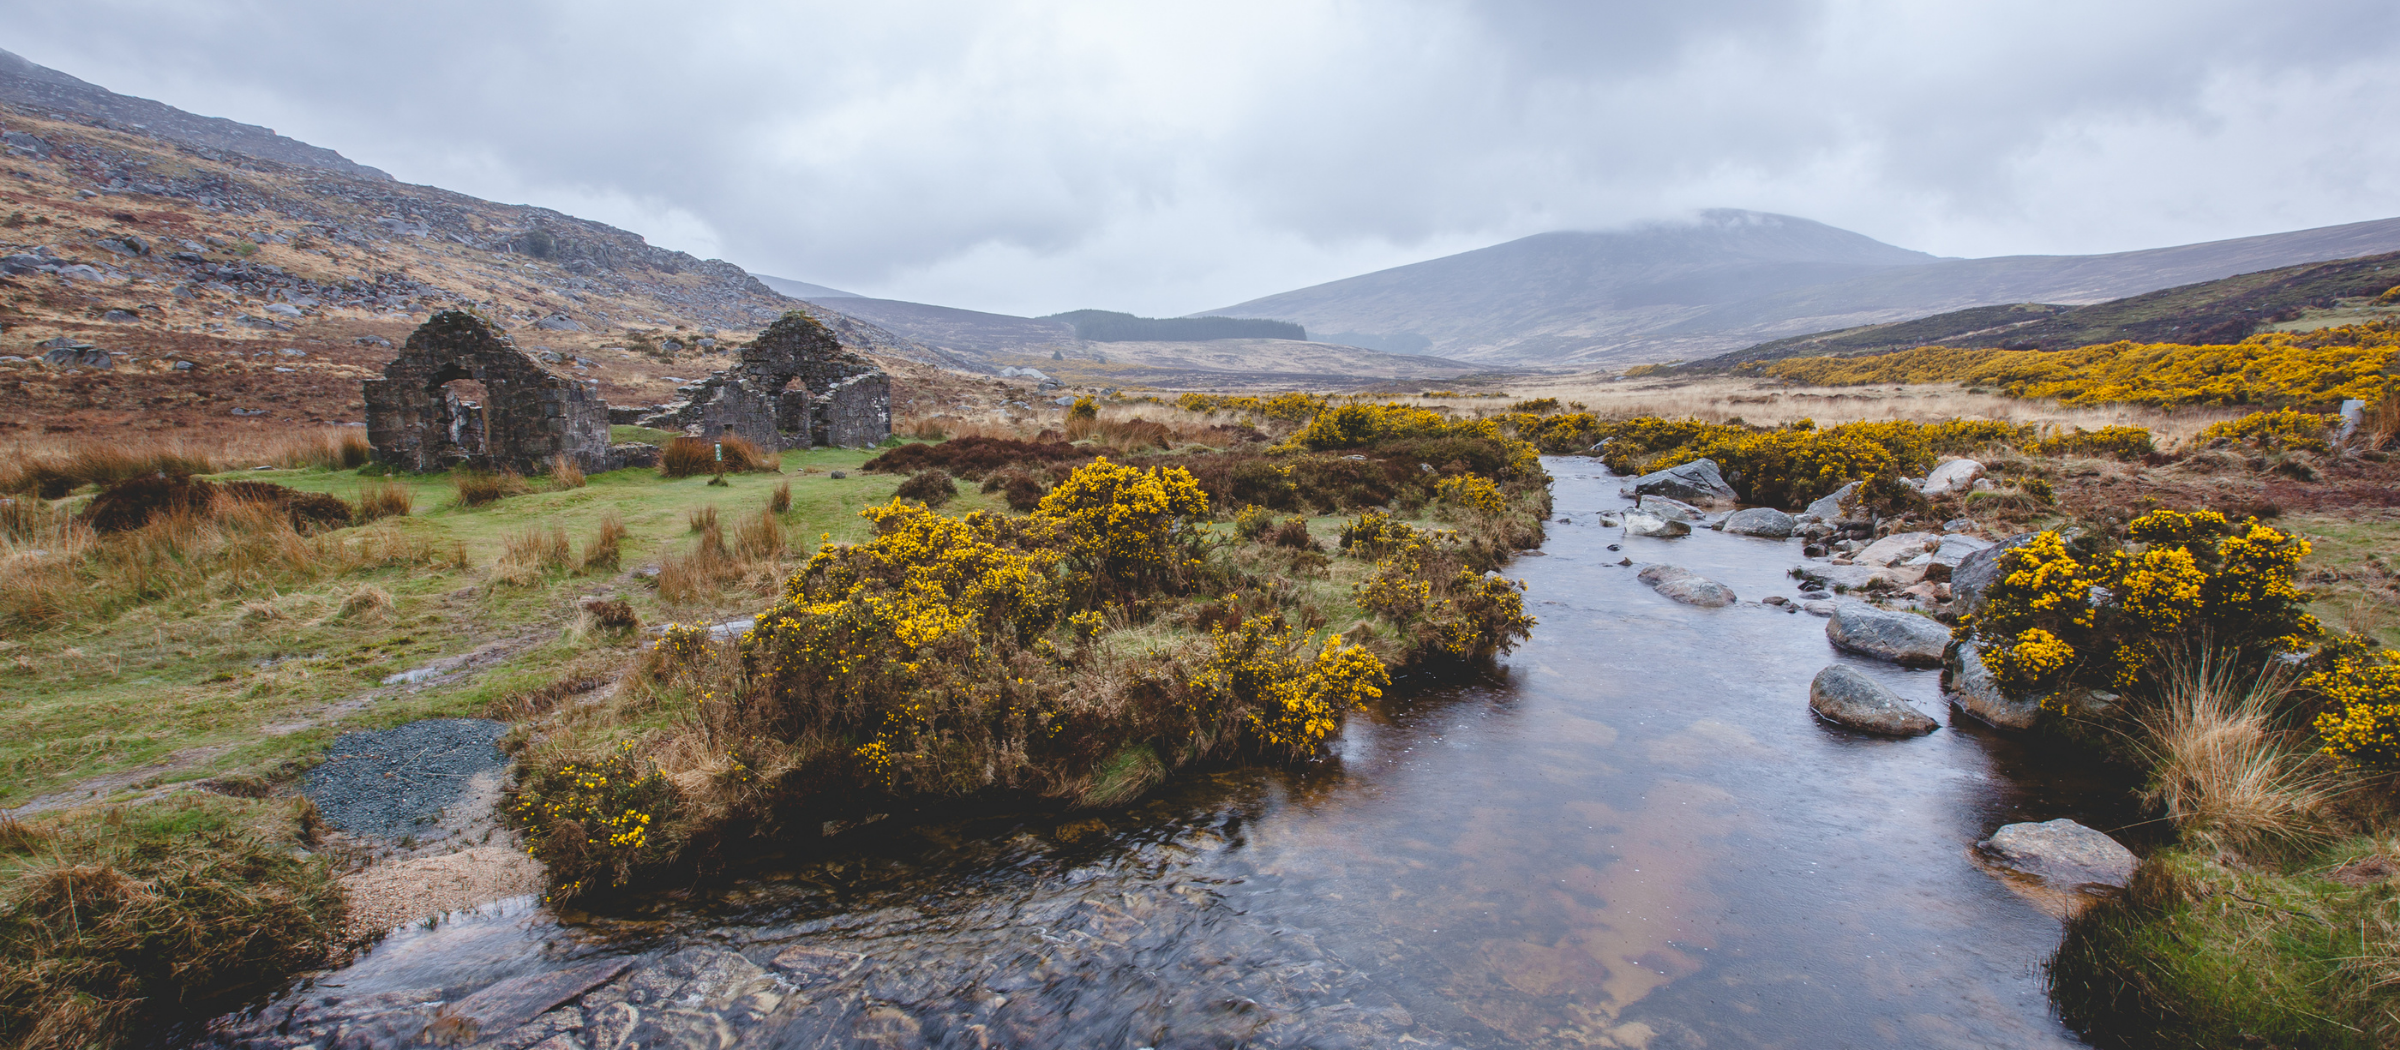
[208,460,2144,1049]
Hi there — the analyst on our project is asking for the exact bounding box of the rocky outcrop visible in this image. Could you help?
[1943,638,2040,729]
[1978,819,2138,889]
[1636,564,1736,607]
[1826,599,1950,667]
[1632,458,1737,508]
[1808,665,1938,736]
[1803,481,1860,521]
[1951,533,2036,610]
[1721,507,1795,538]
[1621,512,1691,538]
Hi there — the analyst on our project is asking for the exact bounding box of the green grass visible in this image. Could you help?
[0,448,987,810]
[2287,512,2400,650]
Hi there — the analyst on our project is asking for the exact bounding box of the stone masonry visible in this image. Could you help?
[635,311,891,448]
[364,311,611,473]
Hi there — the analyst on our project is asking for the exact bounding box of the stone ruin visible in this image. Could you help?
[364,309,889,475]
[624,310,891,450]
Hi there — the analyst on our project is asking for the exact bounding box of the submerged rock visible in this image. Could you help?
[1979,819,2137,889]
[1944,638,2040,729]
[1721,507,1795,538]
[1632,457,1737,508]
[1808,665,1938,736]
[1826,600,1950,667]
[1636,564,1736,607]
[1621,512,1691,538]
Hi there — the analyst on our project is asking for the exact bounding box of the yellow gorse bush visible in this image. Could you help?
[2198,409,2337,452]
[1032,456,1210,595]
[1345,511,1536,662]
[1965,510,2318,701]
[1585,415,2128,509]
[2307,648,2400,769]
[1760,323,2399,408]
[510,739,673,899]
[1433,473,1507,515]
[1188,615,1389,750]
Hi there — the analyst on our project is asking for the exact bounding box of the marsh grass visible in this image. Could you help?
[452,470,528,508]
[496,526,573,586]
[2133,651,2343,861]
[548,453,586,490]
[580,514,627,573]
[353,479,412,522]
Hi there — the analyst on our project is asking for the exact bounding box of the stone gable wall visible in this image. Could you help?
[635,311,891,448]
[364,310,611,473]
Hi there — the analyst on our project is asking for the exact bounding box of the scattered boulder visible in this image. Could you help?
[1978,819,2137,889]
[1944,638,2040,729]
[1637,495,1705,521]
[1922,534,1994,582]
[1919,458,1986,496]
[1804,481,1859,521]
[40,341,113,369]
[1808,665,1938,736]
[1950,533,2037,610]
[1632,457,1737,508]
[1636,564,1736,607]
[1621,512,1690,538]
[1826,599,1950,667]
[1722,507,1795,538]
[1853,531,1938,567]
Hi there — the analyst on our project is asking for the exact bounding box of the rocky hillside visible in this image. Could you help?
[1208,209,2400,368]
[0,47,390,181]
[0,69,981,439]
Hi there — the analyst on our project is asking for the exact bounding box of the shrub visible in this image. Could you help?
[1234,504,1275,541]
[1965,510,2318,699]
[1265,517,1318,550]
[1033,457,1210,596]
[1764,325,2399,408]
[2306,645,2400,769]
[1434,473,1506,515]
[1068,396,1099,423]
[2030,425,2157,460]
[510,740,678,899]
[581,597,639,632]
[1187,616,1387,754]
[895,469,958,507]
[1352,523,1535,663]
[861,436,1090,479]
[2200,409,2337,453]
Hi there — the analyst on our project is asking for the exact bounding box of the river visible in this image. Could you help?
[204,459,2141,1049]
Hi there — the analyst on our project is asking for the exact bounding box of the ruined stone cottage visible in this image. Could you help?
[628,310,891,449]
[364,311,612,473]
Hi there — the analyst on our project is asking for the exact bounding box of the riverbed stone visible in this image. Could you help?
[1621,511,1690,538]
[1943,638,2041,729]
[1979,819,2137,889]
[1637,495,1706,520]
[1631,457,1737,508]
[1803,480,1860,521]
[1636,564,1736,607]
[1826,599,1950,667]
[1808,665,1939,736]
[1854,531,1938,567]
[1722,507,1796,538]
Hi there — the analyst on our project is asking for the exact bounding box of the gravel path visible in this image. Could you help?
[302,719,509,841]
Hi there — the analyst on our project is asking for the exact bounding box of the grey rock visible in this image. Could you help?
[264,302,304,318]
[446,959,632,1041]
[101,308,141,323]
[1804,481,1859,520]
[1808,664,1938,736]
[1636,564,1736,607]
[1951,533,2037,610]
[1826,599,1950,667]
[1854,531,1938,567]
[1632,457,1737,508]
[1620,511,1690,538]
[1800,599,1837,617]
[534,312,584,331]
[1944,638,2039,730]
[41,345,113,369]
[1637,495,1705,520]
[1722,506,1795,538]
[56,263,106,282]
[1921,458,1986,495]
[1979,819,2137,889]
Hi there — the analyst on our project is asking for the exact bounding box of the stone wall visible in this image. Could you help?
[635,311,891,448]
[364,311,611,474]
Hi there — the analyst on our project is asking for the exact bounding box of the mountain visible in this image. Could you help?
[1208,210,2400,368]
[754,273,861,299]
[1698,251,2400,368]
[0,47,391,181]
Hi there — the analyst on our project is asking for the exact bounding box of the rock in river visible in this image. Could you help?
[1637,495,1706,521]
[1808,665,1938,736]
[1979,819,2137,889]
[1621,511,1690,538]
[1826,599,1950,667]
[1804,480,1860,522]
[1636,564,1736,607]
[1631,457,1737,508]
[1722,507,1795,538]
[1944,637,2040,729]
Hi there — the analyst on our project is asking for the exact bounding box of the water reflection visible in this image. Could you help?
[211,460,2139,1049]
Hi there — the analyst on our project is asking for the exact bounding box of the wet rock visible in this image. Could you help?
[1808,664,1938,736]
[1826,599,1950,667]
[1636,564,1736,607]
[446,959,631,1044]
[1979,819,2137,889]
[1804,481,1859,521]
[771,945,867,986]
[1944,638,2039,729]
[1722,507,1795,538]
[1950,533,2036,611]
[1636,495,1706,521]
[1919,458,1985,496]
[1922,533,1994,583]
[1620,511,1690,538]
[1631,457,1737,508]
[1854,531,1938,567]
[1800,599,1836,617]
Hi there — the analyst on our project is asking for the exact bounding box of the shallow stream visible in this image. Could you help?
[206,459,2142,1049]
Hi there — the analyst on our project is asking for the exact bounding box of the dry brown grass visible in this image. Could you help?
[495,526,573,586]
[2136,650,2344,861]
[548,453,586,490]
[580,513,627,573]
[452,469,528,508]
[659,435,776,478]
[353,479,412,522]
[657,520,735,603]
[769,480,791,514]
[0,428,379,498]
[1479,375,2247,447]
[733,508,785,562]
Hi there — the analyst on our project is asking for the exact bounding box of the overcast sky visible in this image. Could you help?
[7,1,2398,316]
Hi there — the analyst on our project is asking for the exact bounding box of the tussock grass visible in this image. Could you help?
[733,508,784,562]
[769,481,791,514]
[2134,651,2342,861]
[580,513,627,573]
[659,435,775,478]
[496,526,573,586]
[548,453,586,490]
[353,478,412,522]
[452,469,528,508]
[0,428,376,498]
